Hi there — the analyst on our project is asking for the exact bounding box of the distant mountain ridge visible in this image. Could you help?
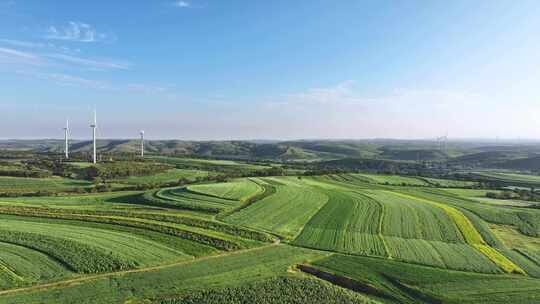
[2,139,540,169]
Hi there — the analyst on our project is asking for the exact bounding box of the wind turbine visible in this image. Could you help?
[436,134,448,153]
[63,119,69,159]
[90,110,97,164]
[140,130,145,158]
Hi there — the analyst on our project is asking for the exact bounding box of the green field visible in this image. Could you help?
[474,171,540,186]
[113,168,211,185]
[308,254,540,304]
[353,173,431,186]
[224,177,329,239]
[147,156,271,171]
[0,245,326,303]
[1,169,540,303]
[0,176,92,193]
[187,179,263,201]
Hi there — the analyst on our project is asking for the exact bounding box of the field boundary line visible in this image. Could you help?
[354,191,392,259]
[388,190,526,275]
[0,241,279,297]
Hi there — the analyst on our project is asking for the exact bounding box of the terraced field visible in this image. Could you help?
[151,187,243,213]
[353,174,431,186]
[0,242,72,289]
[473,171,540,188]
[293,186,514,273]
[224,177,329,239]
[0,216,188,267]
[1,171,540,303]
[475,171,540,183]
[148,156,271,172]
[0,176,92,194]
[187,179,263,201]
[307,254,540,304]
[112,168,211,185]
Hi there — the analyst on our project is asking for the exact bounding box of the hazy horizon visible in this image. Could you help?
[2,1,540,139]
[3,136,540,144]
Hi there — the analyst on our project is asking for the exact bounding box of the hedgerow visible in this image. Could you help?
[0,206,275,243]
[0,209,242,251]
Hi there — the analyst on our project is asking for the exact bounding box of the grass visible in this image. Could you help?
[224,177,328,239]
[0,176,92,193]
[148,156,270,171]
[353,174,430,186]
[1,169,540,302]
[490,224,540,253]
[113,169,211,185]
[389,191,525,274]
[0,245,326,304]
[293,190,387,257]
[0,191,149,209]
[293,179,525,274]
[160,277,379,304]
[0,215,187,269]
[154,187,240,212]
[309,254,540,304]
[187,179,263,201]
[0,242,73,289]
[475,171,540,184]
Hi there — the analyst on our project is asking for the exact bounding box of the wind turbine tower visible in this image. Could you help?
[140,130,145,158]
[90,110,97,164]
[63,119,69,159]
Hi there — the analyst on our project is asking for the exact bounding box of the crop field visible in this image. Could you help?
[353,173,431,186]
[0,242,73,290]
[473,171,540,187]
[152,187,243,213]
[337,173,477,188]
[224,177,329,239]
[293,185,516,273]
[1,168,540,303]
[112,169,211,185]
[0,176,92,193]
[0,216,188,267]
[0,245,326,304]
[187,179,263,201]
[307,254,540,304]
[147,156,271,172]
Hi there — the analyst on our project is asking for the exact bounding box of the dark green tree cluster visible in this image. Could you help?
[79,161,173,180]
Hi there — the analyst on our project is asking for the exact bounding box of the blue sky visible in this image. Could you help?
[1,0,540,140]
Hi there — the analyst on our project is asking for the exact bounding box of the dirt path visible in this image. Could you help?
[0,241,280,297]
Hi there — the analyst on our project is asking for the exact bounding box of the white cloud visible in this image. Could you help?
[126,83,168,94]
[45,22,113,43]
[16,70,110,90]
[256,81,529,139]
[173,1,191,8]
[283,80,365,105]
[0,47,42,65]
[0,45,128,70]
[46,53,130,70]
[0,47,38,60]
[0,39,82,54]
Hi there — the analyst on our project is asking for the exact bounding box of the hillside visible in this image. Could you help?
[3,139,540,168]
[450,151,531,167]
[497,156,540,171]
[378,148,448,161]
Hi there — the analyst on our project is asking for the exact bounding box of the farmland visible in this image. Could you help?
[112,168,211,185]
[1,155,540,303]
[472,171,540,187]
[0,176,92,194]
